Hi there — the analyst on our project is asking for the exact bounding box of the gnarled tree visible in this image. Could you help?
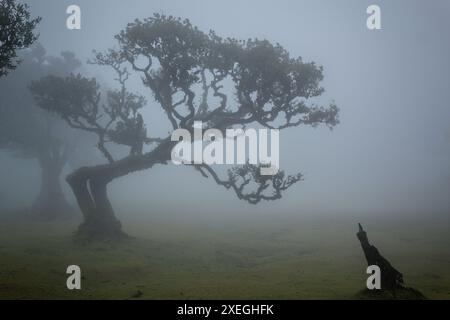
[0,44,82,219]
[31,14,339,240]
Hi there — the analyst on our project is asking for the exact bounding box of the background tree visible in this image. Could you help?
[0,0,40,77]
[31,14,339,240]
[0,44,83,219]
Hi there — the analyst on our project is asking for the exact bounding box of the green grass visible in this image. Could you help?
[0,211,449,299]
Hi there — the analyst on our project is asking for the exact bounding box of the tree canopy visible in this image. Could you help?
[0,44,80,158]
[0,0,41,77]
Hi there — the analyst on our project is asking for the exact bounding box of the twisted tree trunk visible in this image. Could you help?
[66,138,174,240]
[67,171,121,239]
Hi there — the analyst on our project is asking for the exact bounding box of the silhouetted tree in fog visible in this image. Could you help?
[31,14,339,239]
[0,44,82,219]
[0,0,40,77]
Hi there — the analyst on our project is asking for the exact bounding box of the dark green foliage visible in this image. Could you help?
[0,0,41,77]
[115,14,338,130]
[30,73,148,162]
[0,44,80,157]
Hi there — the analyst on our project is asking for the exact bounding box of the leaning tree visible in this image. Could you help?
[0,0,40,77]
[31,14,339,240]
[0,44,83,219]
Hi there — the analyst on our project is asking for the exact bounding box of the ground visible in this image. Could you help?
[0,210,449,299]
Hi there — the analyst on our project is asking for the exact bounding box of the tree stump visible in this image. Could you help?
[356,223,425,299]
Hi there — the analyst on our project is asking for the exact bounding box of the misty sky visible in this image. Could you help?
[1,0,449,219]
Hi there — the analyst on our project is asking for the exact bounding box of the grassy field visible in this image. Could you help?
[0,211,449,299]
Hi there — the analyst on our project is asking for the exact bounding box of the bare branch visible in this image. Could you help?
[194,163,303,204]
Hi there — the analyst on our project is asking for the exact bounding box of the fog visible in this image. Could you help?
[1,0,450,221]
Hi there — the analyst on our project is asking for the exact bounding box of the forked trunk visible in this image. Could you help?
[66,138,175,240]
[67,170,123,240]
[66,138,176,240]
